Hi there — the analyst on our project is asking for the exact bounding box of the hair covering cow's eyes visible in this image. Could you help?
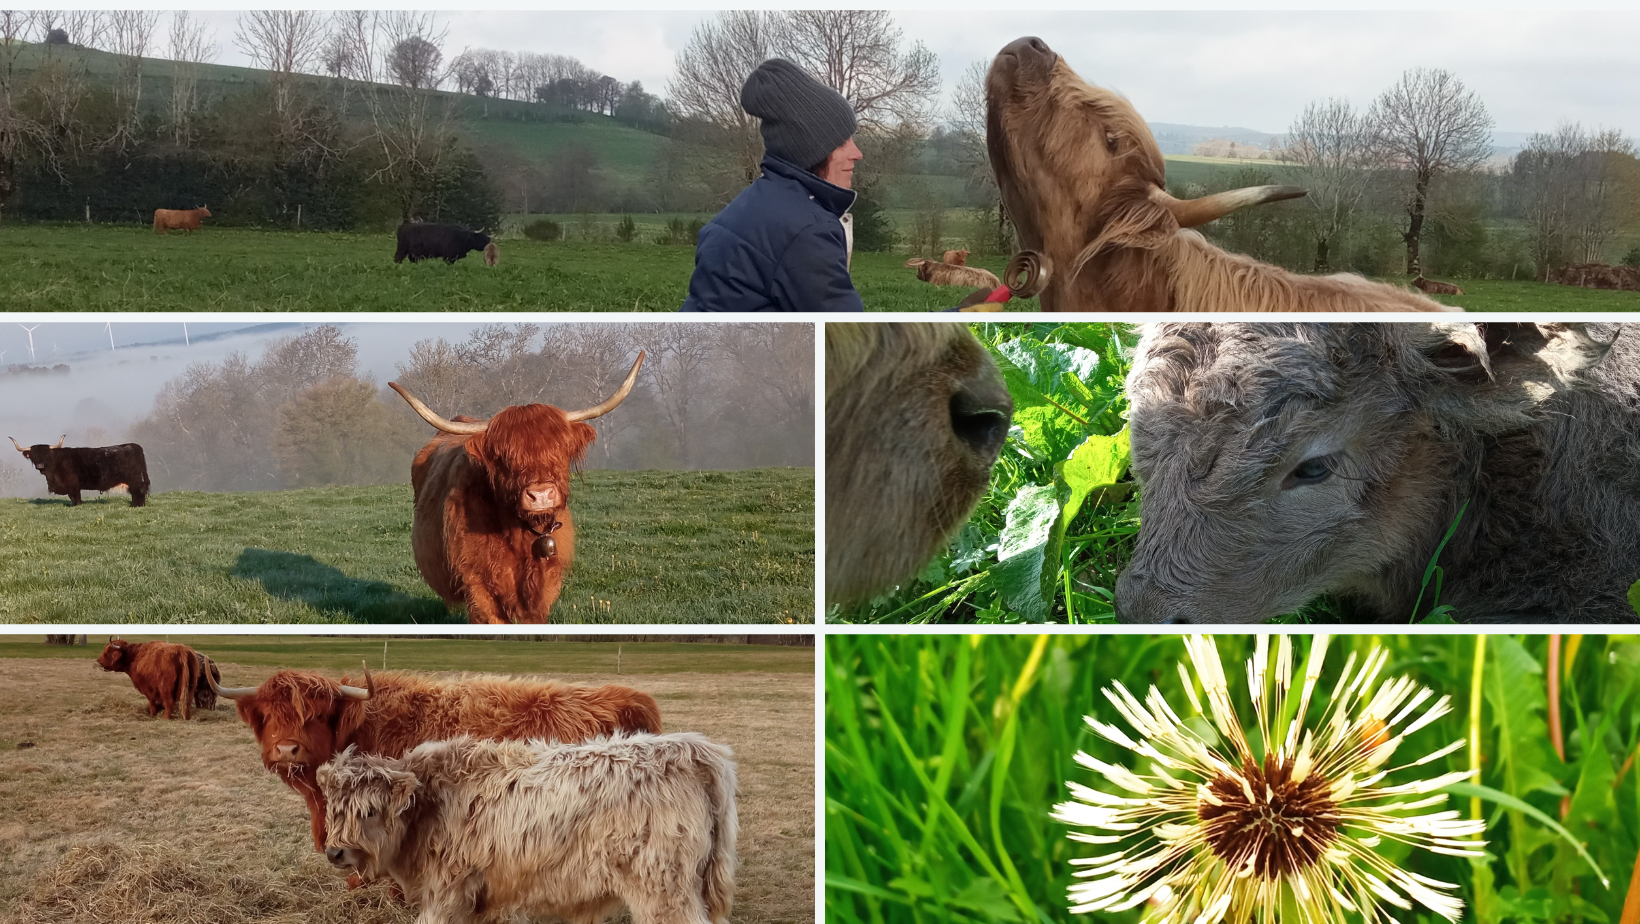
[1104,131,1119,153]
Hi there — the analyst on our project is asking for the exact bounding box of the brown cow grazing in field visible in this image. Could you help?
[1413,275,1465,296]
[206,666,664,850]
[389,353,644,623]
[905,258,1003,290]
[985,37,1458,314]
[96,638,213,719]
[826,323,1013,603]
[1116,322,1640,623]
[942,249,970,266]
[320,734,737,924]
[152,206,211,235]
[482,241,499,266]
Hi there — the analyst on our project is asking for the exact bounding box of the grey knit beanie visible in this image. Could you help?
[740,58,857,170]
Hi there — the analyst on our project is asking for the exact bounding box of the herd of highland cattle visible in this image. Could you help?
[9,353,646,624]
[93,637,737,924]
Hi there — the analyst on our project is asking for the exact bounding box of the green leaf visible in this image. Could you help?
[991,484,1065,622]
[1443,782,1610,886]
[1485,636,1567,800]
[949,878,1024,922]
[1057,428,1131,531]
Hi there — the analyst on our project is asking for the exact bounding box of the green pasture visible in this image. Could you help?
[3,222,1635,312]
[0,635,813,676]
[826,633,1640,924]
[0,469,814,624]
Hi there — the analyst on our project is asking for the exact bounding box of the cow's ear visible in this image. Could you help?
[1414,322,1613,431]
[387,769,419,815]
[334,695,369,746]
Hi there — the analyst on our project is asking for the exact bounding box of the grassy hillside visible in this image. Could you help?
[0,469,815,624]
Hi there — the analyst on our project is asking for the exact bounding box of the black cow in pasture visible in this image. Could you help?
[394,223,494,265]
[9,438,150,507]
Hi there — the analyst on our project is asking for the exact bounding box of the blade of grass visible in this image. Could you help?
[1444,781,1610,886]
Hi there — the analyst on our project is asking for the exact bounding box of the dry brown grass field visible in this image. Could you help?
[0,638,815,924]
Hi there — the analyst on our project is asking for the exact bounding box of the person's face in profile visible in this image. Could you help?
[818,138,864,189]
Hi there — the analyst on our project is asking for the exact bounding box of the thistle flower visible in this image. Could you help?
[1051,635,1486,924]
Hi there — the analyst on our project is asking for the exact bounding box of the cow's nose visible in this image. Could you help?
[1114,569,1181,624]
[949,383,1012,461]
[326,847,346,867]
[1001,36,1053,63]
[274,743,300,761]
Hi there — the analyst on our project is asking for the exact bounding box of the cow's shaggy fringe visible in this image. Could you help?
[229,668,662,850]
[825,323,1011,603]
[2,842,404,924]
[320,733,738,924]
[1118,321,1640,622]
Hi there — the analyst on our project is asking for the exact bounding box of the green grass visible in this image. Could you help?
[0,469,814,624]
[0,635,814,675]
[827,634,1640,924]
[8,222,1633,312]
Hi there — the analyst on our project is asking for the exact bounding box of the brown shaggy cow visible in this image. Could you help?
[152,206,211,235]
[984,37,1457,314]
[96,638,216,719]
[1117,322,1640,623]
[1412,276,1465,296]
[943,249,970,266]
[206,666,664,851]
[320,734,737,924]
[826,323,1013,603]
[905,258,1003,290]
[390,354,643,623]
[482,241,499,266]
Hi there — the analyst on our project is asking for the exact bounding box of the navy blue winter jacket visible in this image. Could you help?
[680,155,864,312]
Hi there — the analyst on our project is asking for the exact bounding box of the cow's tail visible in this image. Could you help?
[697,739,738,924]
[177,648,198,720]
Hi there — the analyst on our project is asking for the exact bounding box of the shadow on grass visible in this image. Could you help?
[232,548,458,624]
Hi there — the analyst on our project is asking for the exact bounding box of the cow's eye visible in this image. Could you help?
[1286,457,1332,487]
[1105,131,1119,153]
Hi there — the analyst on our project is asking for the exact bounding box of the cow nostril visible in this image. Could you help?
[950,390,1010,459]
[326,847,345,865]
[1028,37,1048,53]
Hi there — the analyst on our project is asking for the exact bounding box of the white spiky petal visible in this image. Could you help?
[1051,635,1488,924]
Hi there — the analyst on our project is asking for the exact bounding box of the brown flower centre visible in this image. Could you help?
[1197,755,1340,879]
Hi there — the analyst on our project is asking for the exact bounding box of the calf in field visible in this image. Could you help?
[319,733,738,924]
[1413,275,1465,296]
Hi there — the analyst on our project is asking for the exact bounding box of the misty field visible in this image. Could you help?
[9,223,1635,312]
[0,469,815,624]
[0,638,815,924]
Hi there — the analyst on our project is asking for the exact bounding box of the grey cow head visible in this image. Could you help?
[1115,322,1612,623]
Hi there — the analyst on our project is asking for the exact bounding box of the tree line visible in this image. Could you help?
[125,323,813,494]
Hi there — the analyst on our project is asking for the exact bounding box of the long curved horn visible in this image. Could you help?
[203,663,257,700]
[1150,185,1307,229]
[1003,251,1052,299]
[389,382,488,435]
[53,435,65,449]
[338,662,373,700]
[564,352,645,422]
[8,437,23,453]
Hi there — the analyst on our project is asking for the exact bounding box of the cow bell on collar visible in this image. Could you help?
[532,519,564,560]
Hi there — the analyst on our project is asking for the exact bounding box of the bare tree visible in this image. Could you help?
[1284,98,1373,272]
[233,10,326,137]
[668,11,780,187]
[105,10,159,151]
[776,10,938,132]
[166,11,217,147]
[1570,128,1638,263]
[1367,68,1493,275]
[0,10,35,216]
[337,10,457,220]
[24,11,104,169]
[1516,124,1640,275]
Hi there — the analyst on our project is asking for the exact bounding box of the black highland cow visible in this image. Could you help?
[394,223,494,264]
[10,438,151,506]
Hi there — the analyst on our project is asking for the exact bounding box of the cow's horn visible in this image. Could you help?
[389,382,488,435]
[203,664,256,700]
[8,437,22,453]
[338,663,373,700]
[1003,251,1051,299]
[564,352,645,422]
[53,435,65,449]
[1151,185,1307,229]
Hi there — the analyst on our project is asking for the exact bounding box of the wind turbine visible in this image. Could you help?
[49,340,63,357]
[104,322,115,352]
[18,324,38,362]
[182,322,190,346]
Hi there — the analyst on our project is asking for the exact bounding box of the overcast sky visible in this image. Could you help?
[169,10,1640,137]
